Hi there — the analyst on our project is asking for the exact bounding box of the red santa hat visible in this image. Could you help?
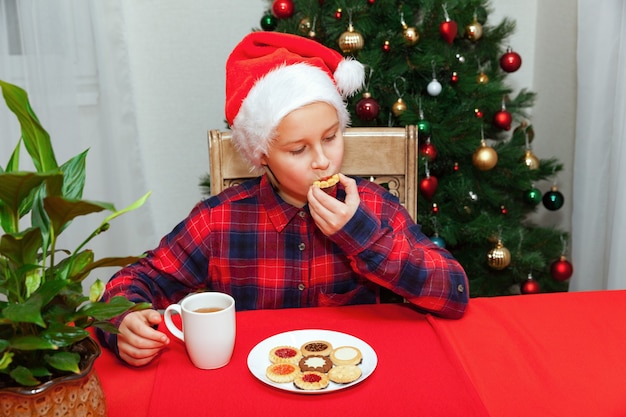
[225,31,365,168]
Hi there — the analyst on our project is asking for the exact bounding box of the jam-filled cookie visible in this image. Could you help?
[269,346,302,364]
[301,340,333,357]
[298,355,333,373]
[328,365,362,384]
[330,346,362,366]
[313,174,339,189]
[293,371,330,390]
[266,363,300,383]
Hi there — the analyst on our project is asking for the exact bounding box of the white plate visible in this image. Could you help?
[247,329,377,394]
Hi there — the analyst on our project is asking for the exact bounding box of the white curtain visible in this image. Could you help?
[571,1,626,290]
[0,0,157,288]
[0,0,80,164]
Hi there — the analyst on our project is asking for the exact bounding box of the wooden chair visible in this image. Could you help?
[208,125,418,220]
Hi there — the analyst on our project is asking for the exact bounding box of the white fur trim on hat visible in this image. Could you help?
[231,63,354,169]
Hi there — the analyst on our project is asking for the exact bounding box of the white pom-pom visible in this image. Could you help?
[334,58,365,98]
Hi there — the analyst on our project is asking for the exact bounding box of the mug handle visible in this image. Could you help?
[163,304,184,341]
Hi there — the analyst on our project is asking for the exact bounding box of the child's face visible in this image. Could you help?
[261,102,344,207]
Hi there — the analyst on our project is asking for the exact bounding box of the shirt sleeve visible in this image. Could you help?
[330,193,469,319]
[97,201,213,351]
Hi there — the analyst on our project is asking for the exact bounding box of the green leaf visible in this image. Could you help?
[4,140,21,173]
[25,270,42,297]
[68,255,142,282]
[0,80,58,173]
[45,351,80,373]
[103,191,152,223]
[89,279,105,302]
[10,365,41,386]
[42,323,89,347]
[29,366,52,377]
[0,351,13,370]
[10,335,58,350]
[2,295,46,327]
[0,172,61,231]
[2,279,69,326]
[0,227,42,267]
[91,321,121,334]
[54,249,94,281]
[59,149,88,200]
[77,296,136,321]
[43,196,113,237]
[31,182,52,252]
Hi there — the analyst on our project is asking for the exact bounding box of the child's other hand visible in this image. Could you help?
[117,309,170,366]
[308,173,359,236]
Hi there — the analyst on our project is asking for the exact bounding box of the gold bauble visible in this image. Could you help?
[487,240,511,270]
[299,18,312,34]
[523,149,540,169]
[472,141,498,171]
[465,18,483,41]
[391,98,407,116]
[338,24,364,54]
[476,71,489,84]
[402,26,420,46]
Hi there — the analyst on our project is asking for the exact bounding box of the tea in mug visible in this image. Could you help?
[194,307,224,313]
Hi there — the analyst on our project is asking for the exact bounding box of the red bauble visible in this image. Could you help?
[419,175,438,199]
[440,20,458,44]
[419,141,437,162]
[521,277,540,294]
[451,71,459,84]
[272,0,294,19]
[551,256,574,281]
[334,8,342,20]
[493,109,512,130]
[500,48,522,72]
[355,93,380,121]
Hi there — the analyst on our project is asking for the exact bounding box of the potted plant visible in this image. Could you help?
[0,80,150,414]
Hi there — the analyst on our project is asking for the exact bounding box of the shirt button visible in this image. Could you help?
[298,243,306,251]
[457,284,465,293]
[298,283,305,291]
[298,211,306,218]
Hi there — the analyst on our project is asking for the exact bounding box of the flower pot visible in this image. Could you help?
[0,337,107,417]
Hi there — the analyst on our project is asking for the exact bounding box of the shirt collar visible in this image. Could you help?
[259,174,304,232]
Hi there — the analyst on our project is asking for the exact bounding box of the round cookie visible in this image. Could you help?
[328,365,362,384]
[298,355,333,373]
[330,345,362,366]
[269,346,302,364]
[293,371,330,390]
[300,340,333,357]
[266,363,300,383]
[313,174,339,189]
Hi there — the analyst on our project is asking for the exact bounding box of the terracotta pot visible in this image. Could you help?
[0,337,107,417]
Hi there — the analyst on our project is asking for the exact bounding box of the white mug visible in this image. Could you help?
[164,292,236,369]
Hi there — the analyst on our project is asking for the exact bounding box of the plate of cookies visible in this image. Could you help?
[247,329,377,394]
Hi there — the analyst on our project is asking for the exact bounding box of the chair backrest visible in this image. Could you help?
[208,125,418,220]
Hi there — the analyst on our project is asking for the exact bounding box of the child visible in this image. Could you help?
[98,32,469,366]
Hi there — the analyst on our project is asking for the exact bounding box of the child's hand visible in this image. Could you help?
[308,173,360,236]
[117,309,170,366]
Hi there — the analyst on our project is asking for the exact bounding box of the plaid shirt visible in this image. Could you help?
[99,175,468,352]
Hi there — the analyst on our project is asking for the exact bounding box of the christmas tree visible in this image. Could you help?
[253,0,572,297]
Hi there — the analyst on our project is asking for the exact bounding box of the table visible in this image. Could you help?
[94,290,626,417]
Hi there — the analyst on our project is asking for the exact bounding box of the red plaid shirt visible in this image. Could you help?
[99,175,468,351]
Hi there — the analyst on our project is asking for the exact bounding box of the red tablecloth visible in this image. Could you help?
[94,290,626,417]
[429,290,626,416]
